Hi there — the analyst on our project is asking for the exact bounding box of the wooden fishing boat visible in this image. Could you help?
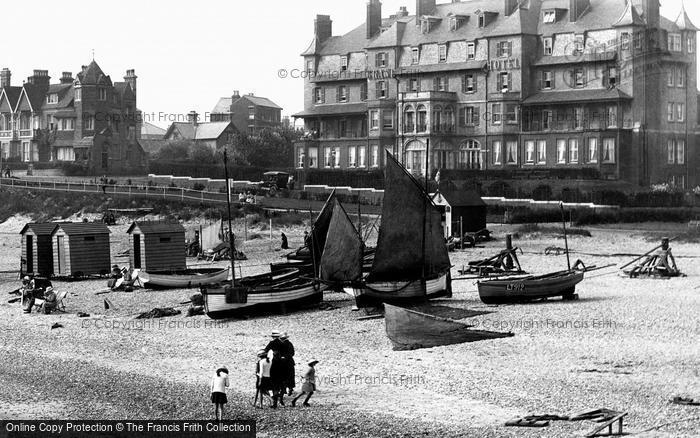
[138,267,229,289]
[477,269,584,304]
[324,152,452,306]
[384,304,513,351]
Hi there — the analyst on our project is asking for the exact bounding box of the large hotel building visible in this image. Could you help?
[293,0,698,189]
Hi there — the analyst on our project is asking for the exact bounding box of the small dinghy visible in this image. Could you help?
[139,268,229,289]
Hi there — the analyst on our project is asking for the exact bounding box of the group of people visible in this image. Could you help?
[20,276,57,314]
[237,191,257,205]
[3,165,11,178]
[209,330,319,420]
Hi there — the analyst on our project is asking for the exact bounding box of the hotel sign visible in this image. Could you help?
[488,58,521,71]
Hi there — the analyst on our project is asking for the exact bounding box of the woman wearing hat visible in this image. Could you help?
[264,330,286,408]
[210,366,229,420]
[292,360,318,407]
[280,332,296,396]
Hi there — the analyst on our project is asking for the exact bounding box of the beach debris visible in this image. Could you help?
[584,412,627,437]
[190,293,204,306]
[671,396,700,406]
[103,298,115,310]
[8,288,21,296]
[569,408,622,422]
[77,312,90,318]
[621,237,683,278]
[8,298,20,304]
[186,306,205,317]
[545,246,568,255]
[136,307,181,319]
[50,323,63,330]
[505,418,550,427]
[458,234,526,278]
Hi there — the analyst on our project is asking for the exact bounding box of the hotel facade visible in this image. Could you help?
[293,0,699,189]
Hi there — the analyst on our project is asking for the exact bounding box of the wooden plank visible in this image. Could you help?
[585,412,627,438]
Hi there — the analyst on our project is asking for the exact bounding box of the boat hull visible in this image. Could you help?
[139,268,229,289]
[202,280,327,319]
[384,303,513,351]
[344,271,452,307]
[477,270,584,304]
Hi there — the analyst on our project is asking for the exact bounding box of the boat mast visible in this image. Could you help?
[223,149,237,285]
[559,203,571,270]
[421,139,430,280]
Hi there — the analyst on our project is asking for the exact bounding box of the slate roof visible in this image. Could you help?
[522,88,632,105]
[0,86,22,110]
[76,61,113,86]
[166,122,233,141]
[141,122,166,138]
[19,223,60,236]
[41,84,74,111]
[127,221,185,235]
[293,103,367,117]
[532,52,616,66]
[675,5,699,31]
[242,95,283,110]
[212,97,232,114]
[52,222,110,236]
[433,189,486,207]
[397,60,487,74]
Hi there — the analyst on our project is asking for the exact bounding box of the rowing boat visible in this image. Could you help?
[477,269,584,304]
[138,268,229,289]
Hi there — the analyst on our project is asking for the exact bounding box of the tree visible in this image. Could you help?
[155,141,190,161]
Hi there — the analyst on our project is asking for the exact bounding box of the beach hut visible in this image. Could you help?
[126,222,186,271]
[431,190,487,238]
[19,223,58,277]
[51,223,111,277]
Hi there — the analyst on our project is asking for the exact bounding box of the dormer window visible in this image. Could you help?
[438,44,447,63]
[449,14,467,31]
[668,33,682,52]
[543,10,555,24]
[467,42,476,60]
[411,47,420,64]
[340,56,348,72]
[46,94,59,104]
[478,14,485,28]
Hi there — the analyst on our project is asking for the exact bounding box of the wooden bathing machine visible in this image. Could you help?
[51,223,111,277]
[19,223,58,277]
[127,222,186,271]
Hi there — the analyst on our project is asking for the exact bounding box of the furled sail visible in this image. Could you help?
[319,199,363,283]
[309,190,336,269]
[367,152,450,282]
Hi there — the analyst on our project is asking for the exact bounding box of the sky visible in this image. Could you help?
[2,0,698,128]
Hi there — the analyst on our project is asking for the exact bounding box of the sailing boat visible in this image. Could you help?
[336,152,452,306]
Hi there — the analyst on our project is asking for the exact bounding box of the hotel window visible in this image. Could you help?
[573,68,585,88]
[688,35,695,54]
[542,110,553,130]
[337,86,348,102]
[98,88,107,100]
[370,110,379,130]
[349,146,357,167]
[568,138,579,163]
[382,110,394,129]
[505,141,518,165]
[370,145,379,167]
[435,76,447,91]
[573,34,585,55]
[467,42,476,60]
[340,56,348,72]
[667,103,674,121]
[667,140,675,164]
[492,140,502,164]
[587,138,598,163]
[543,37,553,55]
[358,146,367,168]
[543,10,555,24]
[308,147,318,168]
[306,60,314,72]
[497,41,512,58]
[74,88,82,101]
[676,67,685,87]
[602,138,615,163]
[297,148,305,168]
[314,87,325,104]
[411,47,420,64]
[409,77,420,92]
[557,139,567,163]
[667,69,675,87]
[463,74,476,93]
[377,80,388,98]
[668,33,681,52]
[498,72,511,93]
[360,83,368,101]
[333,147,341,168]
[525,140,535,164]
[46,94,58,104]
[505,104,518,124]
[621,33,630,50]
[84,115,95,131]
[607,67,618,87]
[491,103,502,125]
[607,106,617,128]
[676,103,685,122]
[677,140,685,164]
[574,107,584,130]
[438,44,447,63]
[324,148,333,168]
[462,105,479,126]
[537,140,547,164]
[542,71,554,89]
[376,52,388,67]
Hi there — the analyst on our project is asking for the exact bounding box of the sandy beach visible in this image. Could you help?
[0,216,698,437]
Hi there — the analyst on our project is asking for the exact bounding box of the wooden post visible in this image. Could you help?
[506,234,513,250]
[560,203,571,270]
[269,218,272,250]
[460,217,463,250]
[181,188,184,200]
[661,237,669,250]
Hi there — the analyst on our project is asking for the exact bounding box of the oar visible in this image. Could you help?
[619,236,679,270]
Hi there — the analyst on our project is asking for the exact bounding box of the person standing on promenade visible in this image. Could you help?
[292,360,318,407]
[210,366,229,421]
[280,332,295,396]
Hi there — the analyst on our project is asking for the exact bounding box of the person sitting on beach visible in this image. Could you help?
[292,360,318,407]
[21,276,36,314]
[210,366,229,421]
[255,350,272,408]
[42,286,57,314]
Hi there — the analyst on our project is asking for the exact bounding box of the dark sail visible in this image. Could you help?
[367,152,450,282]
[310,190,336,270]
[319,199,363,283]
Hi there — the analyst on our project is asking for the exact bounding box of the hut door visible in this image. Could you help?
[56,236,66,275]
[133,235,141,269]
[26,236,34,274]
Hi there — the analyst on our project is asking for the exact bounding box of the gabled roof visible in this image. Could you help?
[52,222,110,236]
[212,97,232,114]
[165,122,233,141]
[523,88,632,105]
[113,82,135,100]
[42,84,74,111]
[0,86,22,111]
[76,61,113,86]
[613,0,645,27]
[19,223,60,236]
[675,5,699,31]
[16,84,47,113]
[141,121,166,138]
[127,221,185,234]
[432,190,485,207]
[238,95,283,110]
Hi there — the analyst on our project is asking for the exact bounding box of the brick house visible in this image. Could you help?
[294,0,699,189]
[210,91,283,134]
[0,61,147,173]
[163,112,237,151]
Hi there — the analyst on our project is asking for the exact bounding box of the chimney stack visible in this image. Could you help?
[188,111,199,126]
[367,0,382,39]
[232,90,240,99]
[416,0,436,24]
[27,70,50,86]
[504,0,519,16]
[0,68,10,88]
[60,72,73,85]
[569,0,590,22]
[641,0,659,28]
[314,15,333,43]
[397,6,409,17]
[124,69,137,95]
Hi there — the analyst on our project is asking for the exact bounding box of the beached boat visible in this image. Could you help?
[331,152,452,306]
[477,268,584,304]
[384,304,513,351]
[138,267,229,289]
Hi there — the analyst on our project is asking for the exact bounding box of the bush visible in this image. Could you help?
[532,184,553,201]
[192,183,206,191]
